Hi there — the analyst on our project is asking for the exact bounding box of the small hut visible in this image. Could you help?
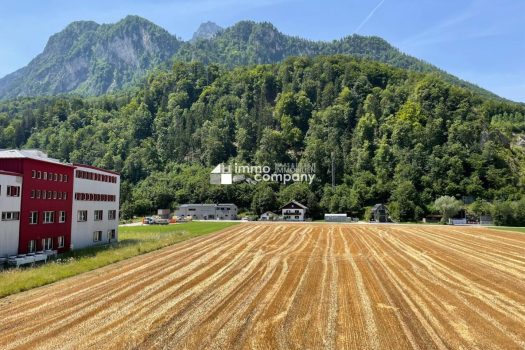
[371,204,389,222]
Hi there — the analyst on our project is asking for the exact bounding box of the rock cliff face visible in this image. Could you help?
[0,16,181,98]
[191,21,223,42]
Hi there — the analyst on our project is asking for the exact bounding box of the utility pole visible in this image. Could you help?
[331,151,335,188]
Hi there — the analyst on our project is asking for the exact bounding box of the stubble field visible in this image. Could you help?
[0,223,524,349]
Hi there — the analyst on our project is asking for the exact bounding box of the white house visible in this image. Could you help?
[71,164,120,250]
[281,200,307,221]
[0,170,22,257]
[260,211,278,221]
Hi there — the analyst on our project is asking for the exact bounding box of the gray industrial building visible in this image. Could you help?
[175,204,238,220]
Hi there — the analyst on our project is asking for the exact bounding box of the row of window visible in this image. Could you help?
[27,236,65,253]
[1,211,20,221]
[93,229,116,242]
[76,170,117,183]
[187,207,232,211]
[29,211,67,224]
[75,193,116,202]
[2,210,117,222]
[0,185,21,197]
[77,209,117,222]
[31,170,69,182]
[30,189,68,200]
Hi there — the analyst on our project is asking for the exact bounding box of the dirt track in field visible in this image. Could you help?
[1,223,524,350]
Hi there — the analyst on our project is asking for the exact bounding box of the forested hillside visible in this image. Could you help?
[0,16,497,100]
[1,56,524,220]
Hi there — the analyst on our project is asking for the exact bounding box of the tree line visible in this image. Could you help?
[0,55,524,223]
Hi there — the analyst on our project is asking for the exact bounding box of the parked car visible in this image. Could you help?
[143,216,169,225]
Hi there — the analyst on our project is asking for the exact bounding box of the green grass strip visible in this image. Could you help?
[0,222,238,299]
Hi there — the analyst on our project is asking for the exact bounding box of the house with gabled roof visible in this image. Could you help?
[280,200,307,221]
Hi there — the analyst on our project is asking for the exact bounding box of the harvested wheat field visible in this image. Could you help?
[1,223,524,350]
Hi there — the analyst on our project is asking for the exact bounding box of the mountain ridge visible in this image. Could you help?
[0,16,503,101]
[191,21,223,42]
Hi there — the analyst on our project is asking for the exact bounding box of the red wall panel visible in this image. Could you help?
[0,158,74,254]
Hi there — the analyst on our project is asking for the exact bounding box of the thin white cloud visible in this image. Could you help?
[353,0,386,34]
[397,4,504,48]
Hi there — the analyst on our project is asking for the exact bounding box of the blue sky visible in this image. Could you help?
[0,0,523,102]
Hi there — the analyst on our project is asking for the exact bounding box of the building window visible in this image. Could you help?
[47,191,52,199]
[28,240,36,253]
[7,185,20,197]
[36,190,41,199]
[43,211,55,224]
[58,236,65,248]
[63,192,67,200]
[93,231,102,242]
[43,172,48,180]
[108,210,117,220]
[1,212,20,221]
[64,175,68,182]
[32,170,36,178]
[77,210,87,222]
[53,191,57,199]
[42,237,53,250]
[108,229,116,240]
[59,174,63,182]
[30,189,35,198]
[58,192,62,200]
[94,210,103,221]
[37,171,42,179]
[53,173,58,181]
[59,211,66,223]
[29,211,38,224]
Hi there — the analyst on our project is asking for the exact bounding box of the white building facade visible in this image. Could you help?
[175,204,238,220]
[281,201,307,221]
[0,171,22,257]
[260,211,278,221]
[71,165,120,250]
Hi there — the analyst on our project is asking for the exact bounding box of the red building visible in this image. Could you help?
[0,150,74,254]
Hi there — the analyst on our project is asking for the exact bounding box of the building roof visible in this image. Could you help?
[179,203,237,208]
[0,170,23,177]
[372,203,388,211]
[0,149,73,167]
[261,211,277,216]
[73,163,120,175]
[280,200,308,210]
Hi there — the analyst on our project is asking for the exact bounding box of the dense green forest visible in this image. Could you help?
[1,55,525,222]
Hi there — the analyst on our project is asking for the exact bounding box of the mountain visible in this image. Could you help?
[176,21,496,99]
[0,16,500,100]
[0,16,181,99]
[191,21,223,42]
